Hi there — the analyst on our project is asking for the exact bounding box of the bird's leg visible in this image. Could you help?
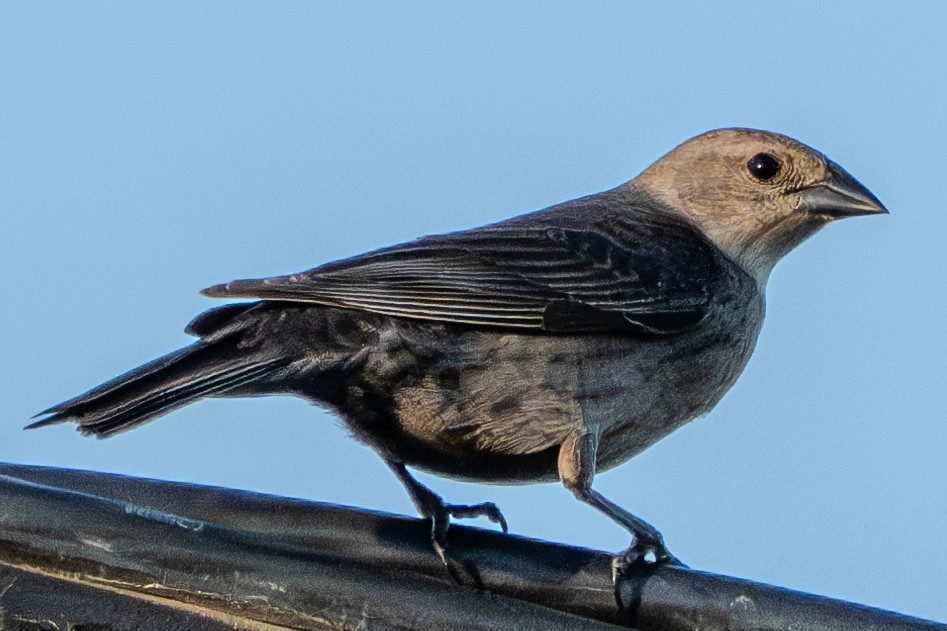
[385,460,508,566]
[559,430,684,581]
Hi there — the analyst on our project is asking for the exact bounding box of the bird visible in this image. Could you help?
[30,128,887,573]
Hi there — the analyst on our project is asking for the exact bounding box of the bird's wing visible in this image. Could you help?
[203,193,720,335]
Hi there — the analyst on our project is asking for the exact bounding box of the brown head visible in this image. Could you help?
[629,128,887,284]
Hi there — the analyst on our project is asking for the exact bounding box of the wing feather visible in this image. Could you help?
[203,190,721,335]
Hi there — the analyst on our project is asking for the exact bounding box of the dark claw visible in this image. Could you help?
[429,501,511,564]
[412,486,509,568]
[388,462,509,574]
[445,501,509,534]
[611,533,685,583]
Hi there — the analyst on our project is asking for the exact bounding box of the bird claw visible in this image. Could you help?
[611,533,684,583]
[442,501,509,534]
[414,488,509,566]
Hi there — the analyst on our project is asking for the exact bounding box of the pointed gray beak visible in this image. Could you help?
[797,161,888,218]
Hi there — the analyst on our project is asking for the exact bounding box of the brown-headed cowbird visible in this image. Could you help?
[31,128,886,570]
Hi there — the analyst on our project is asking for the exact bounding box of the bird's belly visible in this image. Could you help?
[349,324,753,483]
[389,334,583,465]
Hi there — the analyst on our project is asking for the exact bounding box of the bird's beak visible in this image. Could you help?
[796,161,888,218]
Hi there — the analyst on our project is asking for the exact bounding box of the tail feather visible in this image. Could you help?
[31,346,196,420]
[77,357,287,437]
[29,341,291,438]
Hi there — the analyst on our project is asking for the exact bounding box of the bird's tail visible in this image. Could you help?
[28,329,290,438]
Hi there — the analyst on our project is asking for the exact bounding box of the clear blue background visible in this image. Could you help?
[2,2,944,621]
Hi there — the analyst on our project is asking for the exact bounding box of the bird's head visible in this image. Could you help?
[631,128,887,285]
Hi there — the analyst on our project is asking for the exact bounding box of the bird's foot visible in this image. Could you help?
[412,485,508,566]
[611,532,684,583]
[610,532,686,622]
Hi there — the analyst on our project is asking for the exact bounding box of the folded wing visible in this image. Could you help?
[203,192,720,336]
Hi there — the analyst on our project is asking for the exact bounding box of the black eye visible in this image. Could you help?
[747,152,781,181]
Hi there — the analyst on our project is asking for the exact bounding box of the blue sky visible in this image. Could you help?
[1,2,944,621]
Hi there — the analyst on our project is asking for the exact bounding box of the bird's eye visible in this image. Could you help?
[747,153,781,181]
